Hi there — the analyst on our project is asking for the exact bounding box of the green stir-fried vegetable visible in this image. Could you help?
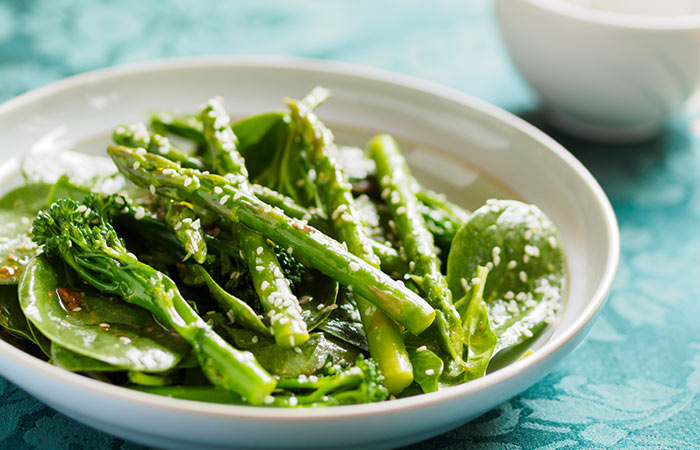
[0,88,566,407]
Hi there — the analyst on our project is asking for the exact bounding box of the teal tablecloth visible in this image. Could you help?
[1,1,699,449]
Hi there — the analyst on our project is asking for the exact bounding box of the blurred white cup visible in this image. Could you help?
[495,0,700,142]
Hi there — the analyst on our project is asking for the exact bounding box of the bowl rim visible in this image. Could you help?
[522,0,700,30]
[0,55,620,420]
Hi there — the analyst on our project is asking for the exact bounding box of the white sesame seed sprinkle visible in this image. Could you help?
[519,271,528,282]
[219,195,230,205]
[425,369,435,376]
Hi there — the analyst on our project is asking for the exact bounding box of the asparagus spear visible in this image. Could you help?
[369,134,465,361]
[201,97,309,348]
[107,145,435,335]
[250,184,408,274]
[164,202,207,264]
[287,89,414,394]
[32,197,276,404]
[113,123,204,170]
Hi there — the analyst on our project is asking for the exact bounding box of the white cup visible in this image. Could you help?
[495,0,700,142]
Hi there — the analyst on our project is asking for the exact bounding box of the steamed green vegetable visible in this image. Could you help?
[107,145,436,336]
[31,196,277,404]
[369,134,464,362]
[0,87,566,407]
[287,90,413,394]
[447,199,565,353]
[200,97,308,348]
[0,183,51,284]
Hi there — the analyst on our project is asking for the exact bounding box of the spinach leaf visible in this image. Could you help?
[408,347,444,393]
[0,285,34,341]
[317,288,368,352]
[233,112,290,180]
[19,256,190,372]
[224,327,358,377]
[295,269,338,331]
[51,343,121,372]
[459,266,497,380]
[447,199,565,354]
[0,183,52,284]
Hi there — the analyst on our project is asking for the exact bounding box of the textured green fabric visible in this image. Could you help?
[1,1,699,449]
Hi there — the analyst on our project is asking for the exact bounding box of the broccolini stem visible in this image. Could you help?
[287,91,414,394]
[369,134,464,361]
[107,145,436,335]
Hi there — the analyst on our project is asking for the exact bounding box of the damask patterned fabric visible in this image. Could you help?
[1,1,698,449]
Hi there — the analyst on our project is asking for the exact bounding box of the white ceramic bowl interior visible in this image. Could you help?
[495,0,700,142]
[0,57,619,449]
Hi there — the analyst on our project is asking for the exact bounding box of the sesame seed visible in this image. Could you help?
[134,209,145,220]
[149,184,156,195]
[396,206,406,215]
[76,205,87,213]
[119,336,132,344]
[264,395,274,405]
[425,369,435,376]
[261,281,270,290]
[471,277,481,285]
[525,300,537,308]
[548,236,558,248]
[288,396,298,406]
[522,329,533,338]
[416,345,427,353]
[523,254,530,264]
[293,347,302,354]
[409,261,415,272]
[162,168,175,175]
[519,271,528,282]
[71,307,82,312]
[214,186,223,194]
[256,247,263,255]
[349,261,360,272]
[132,161,140,170]
[219,195,230,205]
[524,230,533,240]
[184,178,192,187]
[504,291,515,300]
[99,323,109,328]
[516,292,527,301]
[507,260,517,269]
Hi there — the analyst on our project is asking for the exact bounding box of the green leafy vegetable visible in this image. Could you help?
[0,183,51,284]
[447,199,565,354]
[19,256,189,372]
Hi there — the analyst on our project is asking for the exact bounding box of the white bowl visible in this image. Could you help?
[0,57,619,449]
[495,0,700,142]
